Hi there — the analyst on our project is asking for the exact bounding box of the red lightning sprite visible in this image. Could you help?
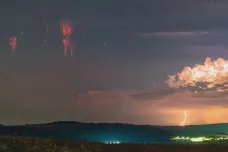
[45,22,49,34]
[60,22,74,56]
[9,36,17,53]
[60,23,72,37]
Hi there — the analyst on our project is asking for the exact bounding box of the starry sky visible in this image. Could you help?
[1,0,228,125]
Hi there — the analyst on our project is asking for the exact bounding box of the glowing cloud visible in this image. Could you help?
[72,89,228,126]
[166,57,228,92]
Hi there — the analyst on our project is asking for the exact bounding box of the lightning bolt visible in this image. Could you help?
[180,111,188,126]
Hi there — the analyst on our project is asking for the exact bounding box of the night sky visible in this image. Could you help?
[1,0,228,125]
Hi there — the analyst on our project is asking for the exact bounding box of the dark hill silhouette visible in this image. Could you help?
[0,121,172,143]
[0,121,228,143]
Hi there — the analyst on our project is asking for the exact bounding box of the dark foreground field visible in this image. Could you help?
[0,136,228,152]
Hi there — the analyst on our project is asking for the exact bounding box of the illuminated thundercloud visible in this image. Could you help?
[166,57,228,92]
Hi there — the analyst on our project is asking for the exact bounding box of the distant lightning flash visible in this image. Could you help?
[180,111,188,126]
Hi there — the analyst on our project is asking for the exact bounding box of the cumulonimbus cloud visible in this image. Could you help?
[166,57,228,92]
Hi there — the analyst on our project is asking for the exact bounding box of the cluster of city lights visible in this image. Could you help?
[104,141,121,144]
[172,136,228,142]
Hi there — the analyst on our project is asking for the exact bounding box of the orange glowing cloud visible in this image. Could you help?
[72,89,228,126]
[166,57,228,92]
